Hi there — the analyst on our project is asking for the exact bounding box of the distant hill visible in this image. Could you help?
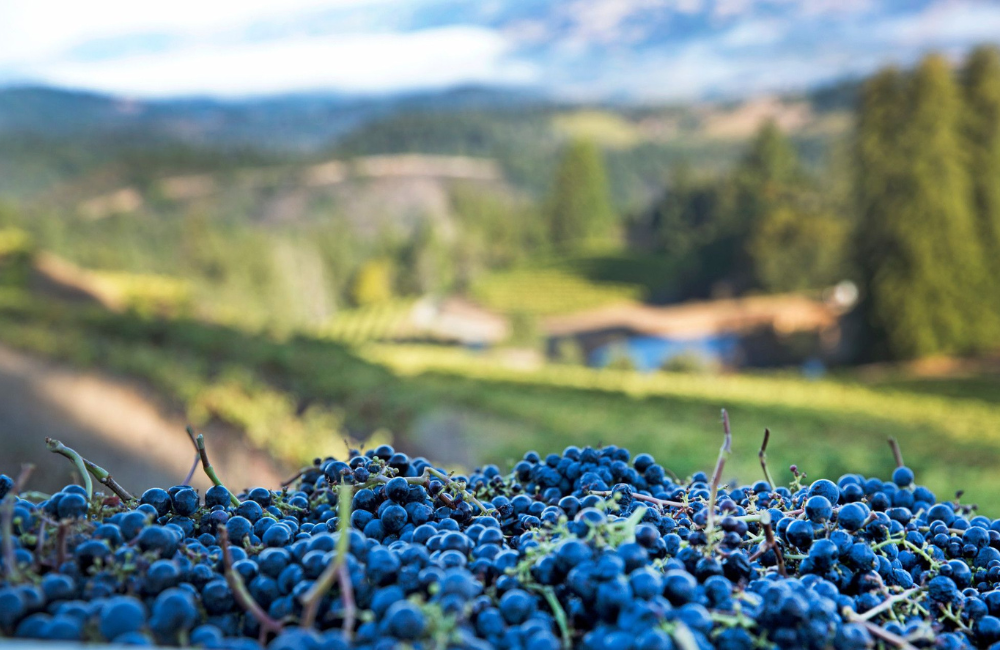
[0,82,855,206]
[0,85,547,151]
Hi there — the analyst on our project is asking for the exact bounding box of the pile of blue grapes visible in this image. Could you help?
[3,441,1000,650]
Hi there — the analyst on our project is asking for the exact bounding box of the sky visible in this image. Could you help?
[1,0,999,101]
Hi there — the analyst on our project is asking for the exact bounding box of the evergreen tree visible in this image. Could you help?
[547,139,616,251]
[736,119,801,197]
[747,205,846,293]
[856,56,986,359]
[962,46,1000,303]
[653,163,727,260]
[650,121,848,298]
[734,120,809,292]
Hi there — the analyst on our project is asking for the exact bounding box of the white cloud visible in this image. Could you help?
[717,18,788,47]
[873,0,1000,48]
[561,0,671,45]
[0,1,401,65]
[1,0,999,100]
[18,26,536,97]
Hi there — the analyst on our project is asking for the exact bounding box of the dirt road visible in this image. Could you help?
[0,343,287,495]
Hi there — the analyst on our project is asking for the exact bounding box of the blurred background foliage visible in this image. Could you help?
[0,48,998,505]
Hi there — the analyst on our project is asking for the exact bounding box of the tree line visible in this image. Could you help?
[624,47,1000,361]
[855,49,1000,359]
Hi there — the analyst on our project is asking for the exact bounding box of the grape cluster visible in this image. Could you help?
[2,441,1000,649]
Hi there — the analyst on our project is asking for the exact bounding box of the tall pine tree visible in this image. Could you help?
[547,139,616,252]
[962,46,1000,310]
[856,55,986,359]
[855,68,909,358]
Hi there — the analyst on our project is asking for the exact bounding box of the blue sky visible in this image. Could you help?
[1,0,999,100]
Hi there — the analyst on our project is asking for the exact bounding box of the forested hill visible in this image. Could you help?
[0,82,854,206]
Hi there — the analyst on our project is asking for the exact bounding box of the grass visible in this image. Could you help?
[469,254,680,317]
[551,111,643,149]
[2,291,1000,511]
[318,300,416,344]
[364,345,1000,506]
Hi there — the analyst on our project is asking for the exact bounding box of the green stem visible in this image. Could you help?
[856,587,923,622]
[902,540,940,568]
[427,468,489,514]
[82,458,134,502]
[668,622,700,650]
[872,536,903,551]
[541,587,571,650]
[300,483,353,630]
[938,603,972,633]
[187,427,240,507]
[45,438,92,501]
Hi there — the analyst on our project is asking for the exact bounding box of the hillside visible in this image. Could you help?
[0,83,854,206]
[1,289,999,509]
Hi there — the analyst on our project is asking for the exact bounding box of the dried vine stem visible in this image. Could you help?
[590,490,688,511]
[888,437,904,468]
[56,520,68,567]
[706,409,733,537]
[759,428,776,489]
[1,464,34,582]
[182,452,200,487]
[844,609,919,650]
[281,468,307,488]
[749,509,787,577]
[219,526,283,638]
[82,458,134,502]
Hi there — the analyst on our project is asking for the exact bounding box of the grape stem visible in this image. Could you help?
[372,467,488,514]
[749,510,787,577]
[669,621,700,650]
[843,609,918,650]
[336,562,356,640]
[589,491,688,510]
[426,467,489,515]
[182,452,200,487]
[855,587,923,622]
[56,520,68,567]
[45,438,134,502]
[887,437,904,469]
[82,458,134,502]
[280,468,307,488]
[541,586,572,649]
[759,428,776,489]
[1,464,34,582]
[186,426,240,507]
[300,483,353,632]
[45,438,93,501]
[706,409,732,538]
[218,525,284,638]
[32,519,47,572]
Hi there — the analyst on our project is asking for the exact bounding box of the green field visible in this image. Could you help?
[1,290,999,510]
[470,254,681,316]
